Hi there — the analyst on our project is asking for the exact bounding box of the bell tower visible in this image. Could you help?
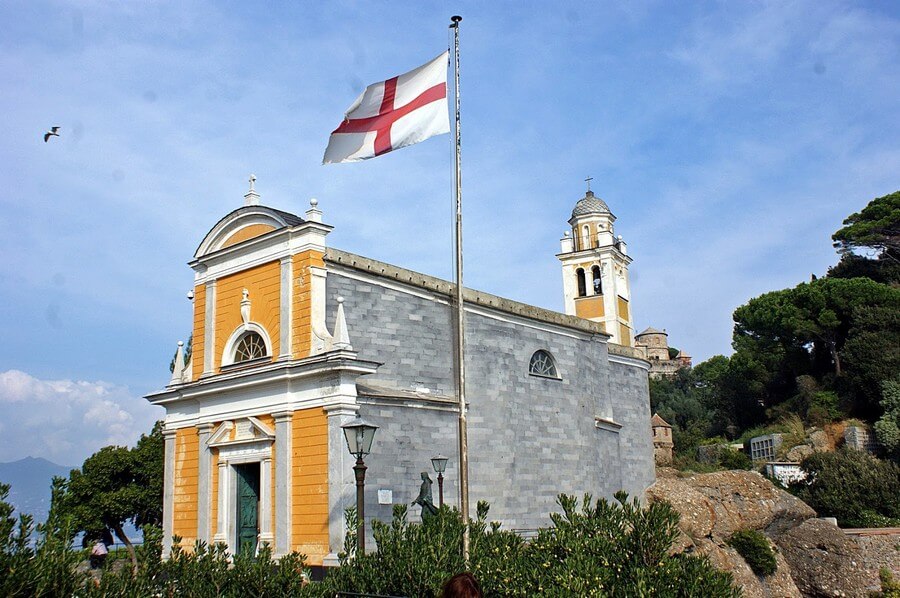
[556,185,634,346]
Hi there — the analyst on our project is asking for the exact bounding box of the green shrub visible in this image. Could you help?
[323,493,739,597]
[790,448,900,527]
[727,530,777,576]
[880,567,900,598]
[718,448,753,470]
[1,486,740,597]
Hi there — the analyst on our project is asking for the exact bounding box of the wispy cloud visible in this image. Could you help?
[0,370,161,464]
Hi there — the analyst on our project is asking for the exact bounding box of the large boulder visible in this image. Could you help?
[686,538,801,598]
[772,518,871,597]
[648,469,816,538]
[645,469,900,597]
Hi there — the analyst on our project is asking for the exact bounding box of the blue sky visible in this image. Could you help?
[0,1,897,463]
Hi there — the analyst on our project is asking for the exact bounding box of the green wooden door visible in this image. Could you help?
[234,464,260,557]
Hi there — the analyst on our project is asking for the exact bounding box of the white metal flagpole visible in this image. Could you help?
[449,14,470,562]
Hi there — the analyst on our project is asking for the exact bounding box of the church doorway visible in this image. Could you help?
[234,463,260,557]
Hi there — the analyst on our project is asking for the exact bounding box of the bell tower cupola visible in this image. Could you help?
[557,183,635,346]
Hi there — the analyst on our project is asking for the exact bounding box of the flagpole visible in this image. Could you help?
[449,13,470,563]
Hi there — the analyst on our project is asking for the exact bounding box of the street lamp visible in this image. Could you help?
[341,414,378,555]
[430,454,449,507]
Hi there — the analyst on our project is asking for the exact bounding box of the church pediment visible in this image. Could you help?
[207,416,275,448]
[194,206,305,258]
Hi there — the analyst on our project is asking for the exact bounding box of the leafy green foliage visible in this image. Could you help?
[727,530,776,576]
[879,567,900,598]
[842,305,900,418]
[0,478,90,597]
[828,252,900,286]
[874,377,900,461]
[832,190,900,261]
[324,494,738,598]
[62,421,164,573]
[0,485,741,597]
[790,449,900,527]
[728,277,900,422]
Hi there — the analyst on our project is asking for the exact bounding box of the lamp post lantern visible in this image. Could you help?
[341,414,378,554]
[430,454,448,507]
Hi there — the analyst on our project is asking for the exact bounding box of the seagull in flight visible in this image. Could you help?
[44,126,60,142]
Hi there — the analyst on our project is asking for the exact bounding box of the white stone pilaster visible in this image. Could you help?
[258,456,274,547]
[196,423,214,543]
[214,461,229,545]
[162,429,176,557]
[273,411,293,556]
[203,280,217,375]
[279,257,293,359]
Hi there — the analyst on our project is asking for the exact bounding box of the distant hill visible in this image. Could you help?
[0,456,73,525]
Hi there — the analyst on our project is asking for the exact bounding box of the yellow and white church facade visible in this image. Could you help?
[147,180,655,567]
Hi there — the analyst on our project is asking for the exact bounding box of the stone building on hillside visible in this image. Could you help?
[634,327,692,379]
[146,180,655,567]
[650,413,674,465]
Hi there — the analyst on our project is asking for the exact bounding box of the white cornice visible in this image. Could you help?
[556,247,633,266]
[607,353,651,370]
[146,350,379,406]
[190,222,332,283]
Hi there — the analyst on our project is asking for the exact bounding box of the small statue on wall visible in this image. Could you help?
[411,471,438,521]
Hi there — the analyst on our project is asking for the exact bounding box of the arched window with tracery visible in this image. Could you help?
[592,265,602,295]
[576,268,586,297]
[529,350,559,378]
[234,331,267,362]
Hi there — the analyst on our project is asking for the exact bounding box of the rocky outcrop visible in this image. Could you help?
[771,518,869,597]
[648,468,894,597]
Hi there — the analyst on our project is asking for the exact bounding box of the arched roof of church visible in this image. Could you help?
[636,326,667,337]
[194,205,304,258]
[570,190,610,219]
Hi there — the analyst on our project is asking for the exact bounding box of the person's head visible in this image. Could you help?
[440,572,482,598]
[421,471,430,481]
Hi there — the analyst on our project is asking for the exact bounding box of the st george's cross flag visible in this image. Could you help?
[323,52,450,164]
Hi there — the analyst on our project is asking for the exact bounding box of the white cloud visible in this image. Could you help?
[0,370,162,465]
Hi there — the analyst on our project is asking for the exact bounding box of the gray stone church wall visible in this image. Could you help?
[325,255,655,541]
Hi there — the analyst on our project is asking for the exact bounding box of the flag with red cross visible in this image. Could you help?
[323,52,450,164]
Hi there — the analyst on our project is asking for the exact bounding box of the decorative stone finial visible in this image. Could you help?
[241,288,251,324]
[170,340,185,385]
[244,174,260,206]
[306,197,323,223]
[332,296,351,350]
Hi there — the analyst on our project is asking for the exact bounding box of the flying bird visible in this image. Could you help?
[43,126,60,142]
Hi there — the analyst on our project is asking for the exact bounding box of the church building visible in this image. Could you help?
[146,180,655,566]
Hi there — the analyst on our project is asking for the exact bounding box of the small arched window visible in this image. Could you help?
[591,266,602,295]
[576,268,586,297]
[234,332,267,362]
[529,350,559,378]
[582,225,590,250]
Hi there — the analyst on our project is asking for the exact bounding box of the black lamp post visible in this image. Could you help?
[341,414,378,554]
[430,454,449,507]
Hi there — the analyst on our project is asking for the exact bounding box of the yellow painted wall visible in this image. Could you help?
[619,323,631,346]
[291,250,324,358]
[617,296,630,322]
[215,261,281,371]
[173,428,199,546]
[575,296,605,319]
[291,408,329,564]
[221,224,276,248]
[191,284,206,381]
